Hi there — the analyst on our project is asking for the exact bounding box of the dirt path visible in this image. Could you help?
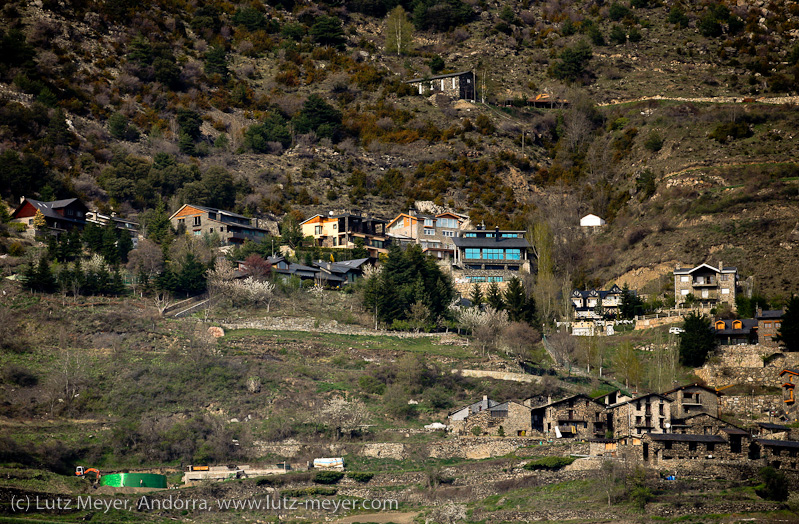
[334,511,419,524]
[598,94,799,106]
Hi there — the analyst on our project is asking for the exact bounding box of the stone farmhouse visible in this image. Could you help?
[757,308,784,347]
[673,261,738,309]
[405,71,475,100]
[169,204,272,245]
[529,394,607,439]
[607,393,672,437]
[663,383,721,421]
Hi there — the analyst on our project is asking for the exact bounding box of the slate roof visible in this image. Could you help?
[608,392,671,409]
[755,439,799,449]
[674,263,737,275]
[452,236,530,249]
[757,310,784,319]
[17,198,87,221]
[714,319,758,335]
[406,71,473,83]
[647,433,726,443]
[662,383,721,396]
[757,422,789,431]
[721,427,750,436]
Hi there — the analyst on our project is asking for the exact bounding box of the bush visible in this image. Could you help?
[608,2,630,21]
[281,486,337,497]
[643,131,663,152]
[709,121,752,143]
[313,470,344,484]
[347,472,374,483]
[523,456,576,470]
[756,466,789,501]
[471,426,483,436]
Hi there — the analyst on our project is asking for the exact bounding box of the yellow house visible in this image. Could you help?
[300,212,389,257]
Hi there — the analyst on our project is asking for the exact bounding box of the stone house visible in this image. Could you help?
[449,397,534,437]
[642,433,730,465]
[673,261,738,309]
[385,210,468,260]
[607,393,672,437]
[755,422,791,439]
[757,309,784,347]
[781,368,798,421]
[529,394,607,439]
[170,204,271,245]
[663,383,720,421]
[11,197,88,236]
[300,212,389,258]
[405,71,475,100]
[452,226,530,287]
[752,439,799,469]
[594,390,633,407]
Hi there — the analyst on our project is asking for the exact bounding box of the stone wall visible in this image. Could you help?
[696,345,799,389]
[719,394,783,418]
[253,437,590,461]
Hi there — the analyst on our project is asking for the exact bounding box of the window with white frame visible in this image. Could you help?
[442,230,455,237]
[423,228,435,235]
[680,275,690,282]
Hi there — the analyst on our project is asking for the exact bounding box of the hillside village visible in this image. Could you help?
[5,0,799,520]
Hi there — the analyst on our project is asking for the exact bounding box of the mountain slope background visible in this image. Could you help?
[2,0,799,296]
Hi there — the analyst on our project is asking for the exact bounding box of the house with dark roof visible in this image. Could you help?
[713,318,758,346]
[673,261,738,309]
[607,393,672,437]
[312,258,372,286]
[449,399,534,437]
[452,226,530,287]
[528,393,606,439]
[570,284,625,319]
[662,383,721,421]
[449,396,499,422]
[169,204,272,245]
[405,71,475,100]
[11,197,88,235]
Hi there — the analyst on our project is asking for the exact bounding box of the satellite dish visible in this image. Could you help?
[664,423,671,429]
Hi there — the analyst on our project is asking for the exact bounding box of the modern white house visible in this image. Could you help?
[580,214,606,227]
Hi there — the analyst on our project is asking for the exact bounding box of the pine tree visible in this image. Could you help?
[679,312,716,367]
[486,281,504,310]
[776,295,799,352]
[504,277,527,322]
[469,283,483,307]
[101,224,120,265]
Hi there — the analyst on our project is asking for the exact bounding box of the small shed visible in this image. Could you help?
[580,214,606,227]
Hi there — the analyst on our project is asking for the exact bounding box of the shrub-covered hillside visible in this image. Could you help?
[2,0,799,292]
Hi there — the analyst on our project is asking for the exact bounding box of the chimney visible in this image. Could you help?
[20,196,25,204]
[675,263,680,270]
[495,225,499,242]
[483,395,488,401]
[718,260,723,271]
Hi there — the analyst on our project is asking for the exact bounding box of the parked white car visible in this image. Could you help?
[669,327,685,334]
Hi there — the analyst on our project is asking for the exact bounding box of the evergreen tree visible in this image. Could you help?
[486,281,504,310]
[82,223,104,252]
[619,283,643,319]
[310,16,346,49]
[177,253,207,295]
[110,268,126,295]
[469,283,483,307]
[679,312,716,367]
[204,46,229,79]
[101,223,120,265]
[776,295,799,352]
[29,256,57,292]
[504,277,527,322]
[117,231,133,263]
[141,202,172,244]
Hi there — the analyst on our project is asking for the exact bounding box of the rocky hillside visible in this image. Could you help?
[2,0,799,295]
